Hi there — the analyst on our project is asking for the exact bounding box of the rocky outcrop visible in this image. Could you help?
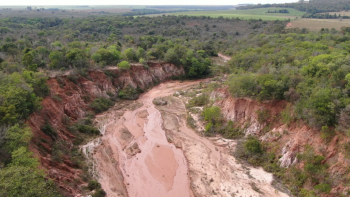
[212,87,350,195]
[27,63,184,196]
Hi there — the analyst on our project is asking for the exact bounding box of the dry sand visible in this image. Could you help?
[86,80,289,197]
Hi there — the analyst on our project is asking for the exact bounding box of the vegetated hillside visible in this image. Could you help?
[0,15,286,78]
[238,0,350,14]
[0,14,287,196]
[193,30,350,196]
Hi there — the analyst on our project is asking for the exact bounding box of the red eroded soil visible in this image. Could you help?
[27,63,184,196]
[213,87,350,196]
[91,81,289,197]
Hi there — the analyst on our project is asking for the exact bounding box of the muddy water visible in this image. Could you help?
[88,80,290,197]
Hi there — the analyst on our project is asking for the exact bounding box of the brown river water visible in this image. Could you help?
[82,80,289,197]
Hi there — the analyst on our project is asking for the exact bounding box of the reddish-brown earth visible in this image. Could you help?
[27,63,184,196]
[89,81,289,197]
[212,87,350,196]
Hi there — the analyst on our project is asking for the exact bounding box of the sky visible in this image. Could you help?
[1,0,299,6]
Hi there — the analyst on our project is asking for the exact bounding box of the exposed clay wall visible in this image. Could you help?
[212,87,350,195]
[27,63,184,196]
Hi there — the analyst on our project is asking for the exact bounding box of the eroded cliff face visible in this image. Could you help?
[27,63,184,196]
[212,87,350,196]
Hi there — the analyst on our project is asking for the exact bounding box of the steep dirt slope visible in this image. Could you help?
[212,87,350,196]
[27,63,184,196]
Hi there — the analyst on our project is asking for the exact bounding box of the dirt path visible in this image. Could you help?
[218,53,231,62]
[86,80,289,197]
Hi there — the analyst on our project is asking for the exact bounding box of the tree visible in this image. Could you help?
[244,135,263,155]
[5,124,31,153]
[346,73,350,89]
[187,57,210,78]
[164,48,179,65]
[137,47,145,59]
[203,106,222,125]
[49,51,65,69]
[65,48,87,68]
[118,61,130,70]
[22,53,34,66]
[0,166,60,197]
[92,48,120,65]
[1,43,18,61]
[228,73,257,98]
[0,27,10,34]
[123,48,137,61]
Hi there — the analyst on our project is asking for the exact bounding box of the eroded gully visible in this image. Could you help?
[82,80,290,197]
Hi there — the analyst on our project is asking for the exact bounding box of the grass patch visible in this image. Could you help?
[148,8,305,20]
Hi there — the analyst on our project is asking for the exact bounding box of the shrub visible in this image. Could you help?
[256,109,270,124]
[320,126,335,143]
[228,73,257,98]
[90,97,114,113]
[188,94,209,107]
[92,189,106,197]
[88,180,101,191]
[202,106,223,134]
[203,106,222,124]
[76,124,100,135]
[40,122,57,140]
[314,183,331,194]
[118,61,130,70]
[281,104,294,126]
[219,121,243,139]
[338,105,350,135]
[244,135,263,155]
[118,86,139,100]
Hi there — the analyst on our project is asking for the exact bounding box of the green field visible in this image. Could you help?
[149,8,305,20]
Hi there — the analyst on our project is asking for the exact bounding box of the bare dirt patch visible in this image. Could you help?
[287,18,350,31]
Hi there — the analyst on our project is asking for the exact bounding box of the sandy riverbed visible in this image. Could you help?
[87,80,289,197]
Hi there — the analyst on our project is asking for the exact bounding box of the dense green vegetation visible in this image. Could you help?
[213,29,350,196]
[302,12,350,19]
[0,60,60,195]
[224,31,350,130]
[0,15,285,78]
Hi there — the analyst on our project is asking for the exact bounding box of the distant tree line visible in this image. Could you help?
[146,5,236,10]
[237,0,350,14]
[302,13,350,19]
[266,9,289,13]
